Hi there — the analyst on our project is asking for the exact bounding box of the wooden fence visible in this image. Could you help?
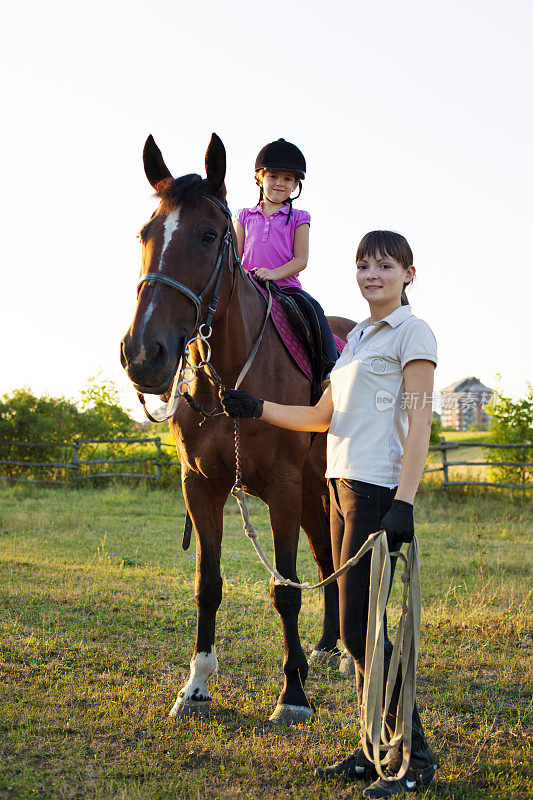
[1,437,532,489]
[0,437,179,485]
[425,438,533,490]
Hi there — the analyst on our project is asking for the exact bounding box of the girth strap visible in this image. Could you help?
[182,512,193,551]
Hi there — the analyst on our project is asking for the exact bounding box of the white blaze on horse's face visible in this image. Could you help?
[132,208,182,366]
[159,208,181,272]
[143,207,181,321]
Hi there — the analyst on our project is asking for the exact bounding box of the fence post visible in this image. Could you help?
[71,442,81,481]
[440,436,449,491]
[155,438,162,481]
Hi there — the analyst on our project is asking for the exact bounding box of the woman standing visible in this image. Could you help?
[221,230,439,797]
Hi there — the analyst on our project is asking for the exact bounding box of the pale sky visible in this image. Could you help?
[2,0,532,418]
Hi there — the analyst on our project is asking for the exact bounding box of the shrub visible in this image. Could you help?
[0,377,138,483]
[430,412,443,445]
[78,373,134,439]
[486,383,533,486]
[0,390,82,481]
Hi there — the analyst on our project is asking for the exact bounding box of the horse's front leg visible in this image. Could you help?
[169,471,225,720]
[300,436,340,662]
[300,491,340,662]
[266,487,313,725]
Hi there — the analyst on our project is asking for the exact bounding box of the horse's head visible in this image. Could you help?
[120,133,231,395]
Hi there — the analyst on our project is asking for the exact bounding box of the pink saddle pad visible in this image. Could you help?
[250,276,345,382]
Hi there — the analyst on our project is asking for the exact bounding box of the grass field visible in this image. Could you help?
[0,484,531,799]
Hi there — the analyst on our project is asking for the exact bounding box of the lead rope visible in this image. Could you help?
[230,422,419,782]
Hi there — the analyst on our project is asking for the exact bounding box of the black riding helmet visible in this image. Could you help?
[255,138,306,224]
[255,138,306,180]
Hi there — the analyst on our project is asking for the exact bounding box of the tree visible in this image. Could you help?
[486,382,533,485]
[0,389,81,444]
[0,378,136,481]
[78,373,134,438]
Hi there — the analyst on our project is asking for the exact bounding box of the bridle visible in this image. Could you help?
[137,194,242,335]
[135,194,270,425]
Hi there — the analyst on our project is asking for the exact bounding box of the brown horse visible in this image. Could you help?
[120,133,353,724]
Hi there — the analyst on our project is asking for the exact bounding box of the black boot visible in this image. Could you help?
[315,660,374,781]
[315,747,376,780]
[362,725,438,798]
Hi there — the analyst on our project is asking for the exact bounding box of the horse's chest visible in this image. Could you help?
[171,415,233,476]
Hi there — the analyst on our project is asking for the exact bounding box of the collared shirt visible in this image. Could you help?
[236,203,311,289]
[326,305,438,487]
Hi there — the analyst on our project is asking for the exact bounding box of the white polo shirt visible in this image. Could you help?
[326,305,437,487]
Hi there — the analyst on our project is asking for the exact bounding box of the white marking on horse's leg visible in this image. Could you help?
[170,647,218,715]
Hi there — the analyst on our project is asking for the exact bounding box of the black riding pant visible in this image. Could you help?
[329,477,424,734]
[328,478,396,662]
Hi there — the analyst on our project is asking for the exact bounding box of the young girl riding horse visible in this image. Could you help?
[234,138,338,376]
[220,230,439,798]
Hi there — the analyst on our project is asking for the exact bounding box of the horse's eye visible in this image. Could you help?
[202,230,218,244]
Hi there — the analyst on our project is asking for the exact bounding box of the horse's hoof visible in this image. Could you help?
[308,648,340,665]
[269,704,314,725]
[169,698,211,720]
[339,649,356,676]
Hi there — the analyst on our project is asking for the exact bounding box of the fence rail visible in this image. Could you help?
[426,438,533,490]
[1,437,532,489]
[0,437,180,485]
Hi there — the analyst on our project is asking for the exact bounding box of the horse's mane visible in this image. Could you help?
[156,173,209,210]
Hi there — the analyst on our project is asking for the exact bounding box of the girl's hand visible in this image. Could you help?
[253,268,277,282]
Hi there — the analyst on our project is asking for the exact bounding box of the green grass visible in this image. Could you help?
[0,485,531,799]
[440,431,492,443]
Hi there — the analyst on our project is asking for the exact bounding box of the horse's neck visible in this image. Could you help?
[207,272,269,386]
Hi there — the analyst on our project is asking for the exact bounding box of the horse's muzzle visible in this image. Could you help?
[120,333,182,396]
[130,376,174,396]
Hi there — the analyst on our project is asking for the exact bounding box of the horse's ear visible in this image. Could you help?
[143,135,173,189]
[205,133,226,194]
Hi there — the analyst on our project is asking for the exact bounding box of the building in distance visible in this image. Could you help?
[440,377,494,431]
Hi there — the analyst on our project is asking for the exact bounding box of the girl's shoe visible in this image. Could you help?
[314,748,376,780]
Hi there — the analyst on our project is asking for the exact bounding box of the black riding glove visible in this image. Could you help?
[379,499,414,551]
[219,388,264,419]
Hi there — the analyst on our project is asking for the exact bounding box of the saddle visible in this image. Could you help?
[268,284,337,404]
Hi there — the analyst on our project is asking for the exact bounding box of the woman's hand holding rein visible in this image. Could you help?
[379,499,415,550]
[219,388,263,419]
[219,384,334,433]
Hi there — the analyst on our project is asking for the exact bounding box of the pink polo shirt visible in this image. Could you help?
[236,203,311,289]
